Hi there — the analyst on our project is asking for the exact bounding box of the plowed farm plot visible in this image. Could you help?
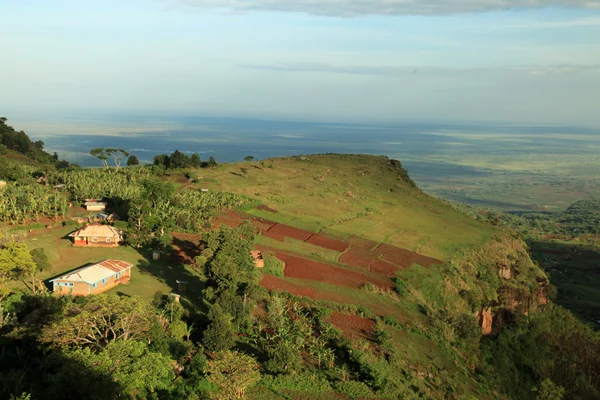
[276,253,392,290]
[266,224,314,241]
[305,234,349,252]
[340,237,442,275]
[376,243,442,268]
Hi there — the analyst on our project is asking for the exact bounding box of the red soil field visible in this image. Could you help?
[370,259,403,276]
[256,204,278,213]
[250,217,277,232]
[376,243,442,268]
[260,274,318,299]
[212,210,246,228]
[305,234,349,252]
[338,250,374,269]
[266,223,314,241]
[327,312,377,341]
[277,253,393,290]
[260,274,353,304]
[339,238,442,274]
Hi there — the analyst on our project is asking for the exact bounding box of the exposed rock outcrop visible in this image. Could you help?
[477,307,494,335]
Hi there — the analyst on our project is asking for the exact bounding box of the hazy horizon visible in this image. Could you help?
[3,1,600,125]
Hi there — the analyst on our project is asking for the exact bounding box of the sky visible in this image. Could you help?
[1,0,600,125]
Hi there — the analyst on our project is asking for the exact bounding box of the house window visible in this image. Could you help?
[102,278,107,284]
[106,237,112,243]
[116,272,120,278]
[92,283,97,289]
[68,283,74,287]
[91,237,98,243]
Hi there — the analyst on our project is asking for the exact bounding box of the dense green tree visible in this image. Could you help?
[169,150,190,169]
[264,340,303,375]
[29,248,51,294]
[0,242,36,298]
[207,156,217,167]
[202,304,235,352]
[127,155,140,166]
[153,154,169,167]
[244,156,254,162]
[190,153,202,167]
[42,295,156,349]
[90,148,109,168]
[105,148,129,170]
[535,378,565,400]
[66,340,175,398]
[204,350,261,400]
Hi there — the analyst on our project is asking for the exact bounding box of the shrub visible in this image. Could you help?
[263,255,285,277]
[333,380,375,399]
[394,278,409,296]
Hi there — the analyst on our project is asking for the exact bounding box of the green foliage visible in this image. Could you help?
[41,295,157,349]
[0,241,36,293]
[152,150,208,169]
[263,340,303,374]
[202,304,235,352]
[393,277,408,296]
[127,155,140,166]
[480,304,600,400]
[202,223,258,294]
[67,340,175,398]
[0,117,70,167]
[30,248,50,273]
[261,373,332,393]
[534,378,565,400]
[333,380,376,399]
[204,350,261,400]
[0,183,69,224]
[262,255,285,277]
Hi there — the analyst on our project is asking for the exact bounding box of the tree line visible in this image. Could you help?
[0,117,73,169]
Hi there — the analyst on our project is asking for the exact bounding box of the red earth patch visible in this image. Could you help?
[276,253,393,290]
[376,243,442,268]
[327,312,376,342]
[266,224,313,241]
[305,234,349,252]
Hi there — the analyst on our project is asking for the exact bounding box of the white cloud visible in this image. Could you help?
[162,0,600,16]
[243,62,600,78]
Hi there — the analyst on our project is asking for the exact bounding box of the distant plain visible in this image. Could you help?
[20,114,600,212]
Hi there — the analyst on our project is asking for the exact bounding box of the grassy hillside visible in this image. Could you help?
[182,154,496,260]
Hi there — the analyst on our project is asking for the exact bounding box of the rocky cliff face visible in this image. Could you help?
[468,236,549,336]
[477,308,494,335]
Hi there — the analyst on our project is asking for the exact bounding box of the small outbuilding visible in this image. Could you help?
[50,259,133,295]
[84,199,107,211]
[68,224,123,247]
[0,180,7,189]
[251,250,264,268]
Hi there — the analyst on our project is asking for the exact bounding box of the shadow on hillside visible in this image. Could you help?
[529,240,600,329]
[135,248,209,314]
[0,338,122,400]
[171,236,202,265]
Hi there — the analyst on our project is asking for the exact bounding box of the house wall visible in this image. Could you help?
[53,268,131,296]
[53,280,91,296]
[90,274,119,294]
[72,236,121,247]
[86,205,106,211]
